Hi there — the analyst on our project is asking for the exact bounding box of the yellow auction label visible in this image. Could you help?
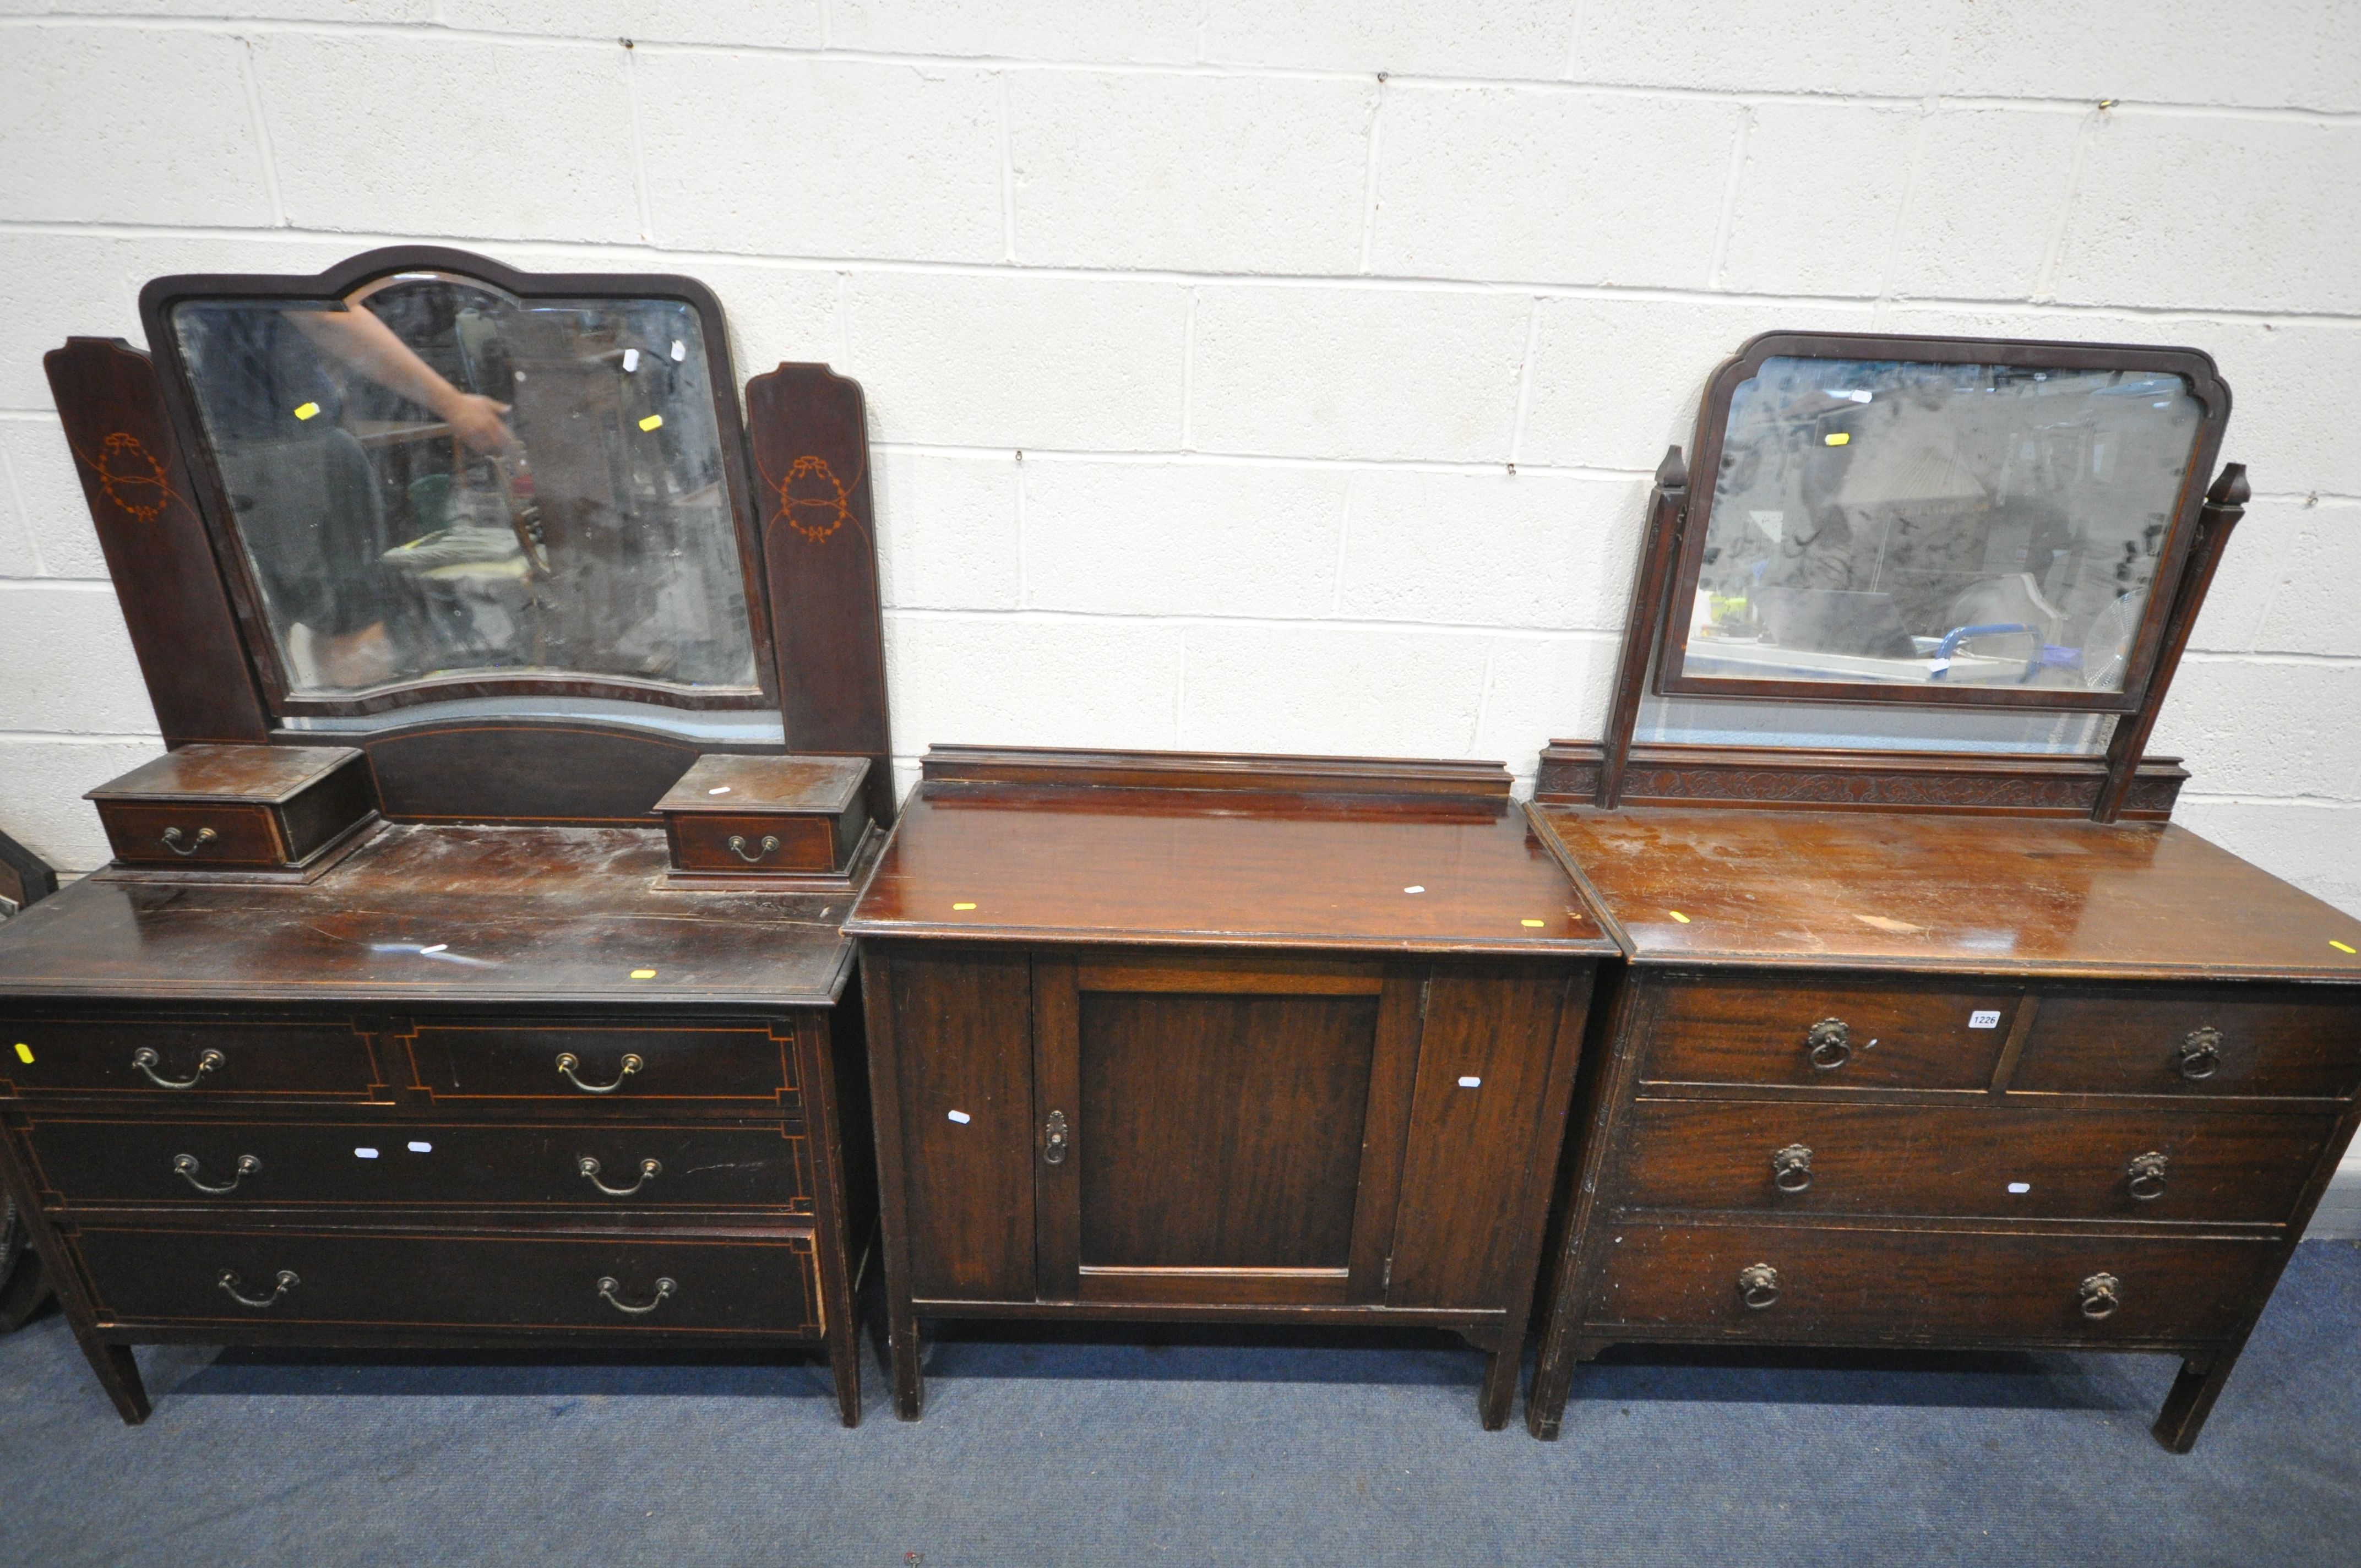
[293,401,320,421]
[638,413,665,432]
[12,1043,30,1064]
[1824,432,1849,446]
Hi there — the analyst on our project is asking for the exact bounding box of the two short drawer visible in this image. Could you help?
[73,1223,821,1336]
[20,1117,813,1213]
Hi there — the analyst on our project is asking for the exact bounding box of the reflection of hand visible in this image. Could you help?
[438,392,517,455]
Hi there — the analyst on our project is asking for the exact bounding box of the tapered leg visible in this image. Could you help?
[79,1336,150,1425]
[825,1325,862,1428]
[2153,1350,2242,1453]
[1525,1337,1582,1440]
[890,1311,924,1421]
[1478,1344,1520,1431]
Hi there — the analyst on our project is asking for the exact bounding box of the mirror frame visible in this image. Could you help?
[1653,331,2231,715]
[139,246,777,720]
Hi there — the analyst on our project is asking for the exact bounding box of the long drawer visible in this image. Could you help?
[2014,988,2361,1101]
[73,1223,822,1336]
[21,1117,813,1213]
[1587,1222,2275,1343]
[1640,978,2020,1091]
[399,1022,801,1113]
[1618,1099,2333,1226]
[0,1017,379,1101]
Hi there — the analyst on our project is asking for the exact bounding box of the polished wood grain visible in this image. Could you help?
[659,755,868,815]
[2015,988,2361,1101]
[1639,975,2022,1090]
[1534,805,2361,981]
[89,745,358,804]
[399,1021,799,1110]
[97,803,282,869]
[0,1017,380,1101]
[670,815,839,875]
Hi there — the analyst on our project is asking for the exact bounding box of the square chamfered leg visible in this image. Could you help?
[2152,1347,2245,1453]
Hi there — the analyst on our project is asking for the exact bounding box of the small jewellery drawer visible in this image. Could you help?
[671,814,840,875]
[73,1223,822,1337]
[2014,988,2361,1101]
[1587,1223,2275,1343]
[401,1022,801,1111]
[0,1019,378,1101]
[21,1118,813,1213]
[1641,978,2021,1091]
[1618,1099,2334,1226]
[99,802,282,869]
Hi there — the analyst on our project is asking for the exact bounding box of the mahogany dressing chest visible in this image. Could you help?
[846,748,1617,1428]
[1522,333,2361,1451]
[0,248,896,1424]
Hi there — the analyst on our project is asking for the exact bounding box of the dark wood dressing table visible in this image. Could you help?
[1521,333,2361,1451]
[0,247,895,1424]
[847,748,1616,1428]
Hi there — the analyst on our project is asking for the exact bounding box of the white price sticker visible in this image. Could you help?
[1968,1010,2001,1029]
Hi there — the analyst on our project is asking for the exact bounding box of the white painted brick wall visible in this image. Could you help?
[0,8,2356,1230]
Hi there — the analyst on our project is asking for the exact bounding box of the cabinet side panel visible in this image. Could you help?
[1387,966,1572,1309]
[888,948,1035,1301]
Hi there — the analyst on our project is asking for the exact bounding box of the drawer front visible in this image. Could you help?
[100,801,282,868]
[1643,978,2020,1091]
[2015,989,2361,1101]
[1619,1099,2334,1226]
[22,1118,813,1213]
[0,1019,379,1101]
[74,1223,821,1336]
[671,815,837,875]
[402,1023,801,1111]
[1588,1223,2274,1343]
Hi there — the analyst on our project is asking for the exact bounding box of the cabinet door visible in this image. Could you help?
[1032,953,1426,1307]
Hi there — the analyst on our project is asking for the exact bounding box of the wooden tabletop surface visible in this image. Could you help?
[0,824,858,1007]
[1531,803,2361,981]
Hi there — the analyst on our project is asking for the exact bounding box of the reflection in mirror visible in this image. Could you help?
[1682,356,2202,694]
[171,273,758,701]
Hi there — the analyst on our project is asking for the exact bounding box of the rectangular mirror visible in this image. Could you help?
[164,263,766,714]
[1661,336,2227,711]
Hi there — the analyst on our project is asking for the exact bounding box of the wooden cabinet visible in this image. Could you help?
[850,748,1613,1428]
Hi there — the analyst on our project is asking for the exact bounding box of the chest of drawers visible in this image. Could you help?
[1523,804,2361,1450]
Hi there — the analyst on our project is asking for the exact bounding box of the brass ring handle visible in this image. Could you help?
[1043,1109,1069,1166]
[2126,1151,2169,1201]
[172,1152,261,1195]
[726,834,781,864]
[2177,1026,2223,1081]
[1771,1144,1814,1193]
[578,1155,662,1197]
[2078,1271,2121,1320]
[161,826,219,857]
[555,1052,643,1094]
[597,1275,676,1316]
[218,1268,299,1309]
[1738,1262,1781,1310]
[1805,1019,1851,1071]
[132,1046,225,1090]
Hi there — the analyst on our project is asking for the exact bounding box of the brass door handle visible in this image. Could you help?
[2177,1026,2223,1081]
[2126,1151,2169,1201]
[161,826,219,857]
[172,1152,260,1195]
[726,834,781,864]
[598,1275,676,1316]
[2079,1272,2121,1320]
[132,1046,225,1090]
[1043,1109,1069,1166]
[1771,1144,1814,1193]
[556,1052,643,1094]
[578,1156,661,1196]
[1737,1262,1780,1309]
[1805,1019,1851,1071]
[218,1268,298,1309]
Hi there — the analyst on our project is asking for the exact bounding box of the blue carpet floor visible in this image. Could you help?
[2,1241,2356,1566]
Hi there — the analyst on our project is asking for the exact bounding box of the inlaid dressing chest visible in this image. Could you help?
[1522,333,2361,1451]
[847,748,1615,1427]
[0,247,896,1424]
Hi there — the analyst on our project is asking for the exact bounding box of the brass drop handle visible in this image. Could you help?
[2079,1271,2121,1320]
[2126,1151,2169,1201]
[132,1046,225,1090]
[1043,1109,1069,1166]
[219,1268,299,1309]
[173,1152,260,1195]
[598,1275,676,1316]
[1805,1019,1851,1071]
[1737,1262,1781,1309]
[161,826,219,857]
[556,1051,643,1094]
[1771,1144,1814,1193]
[726,834,781,864]
[2177,1026,2223,1081]
[578,1155,662,1196]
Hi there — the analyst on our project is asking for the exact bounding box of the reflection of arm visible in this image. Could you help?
[287,308,516,454]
